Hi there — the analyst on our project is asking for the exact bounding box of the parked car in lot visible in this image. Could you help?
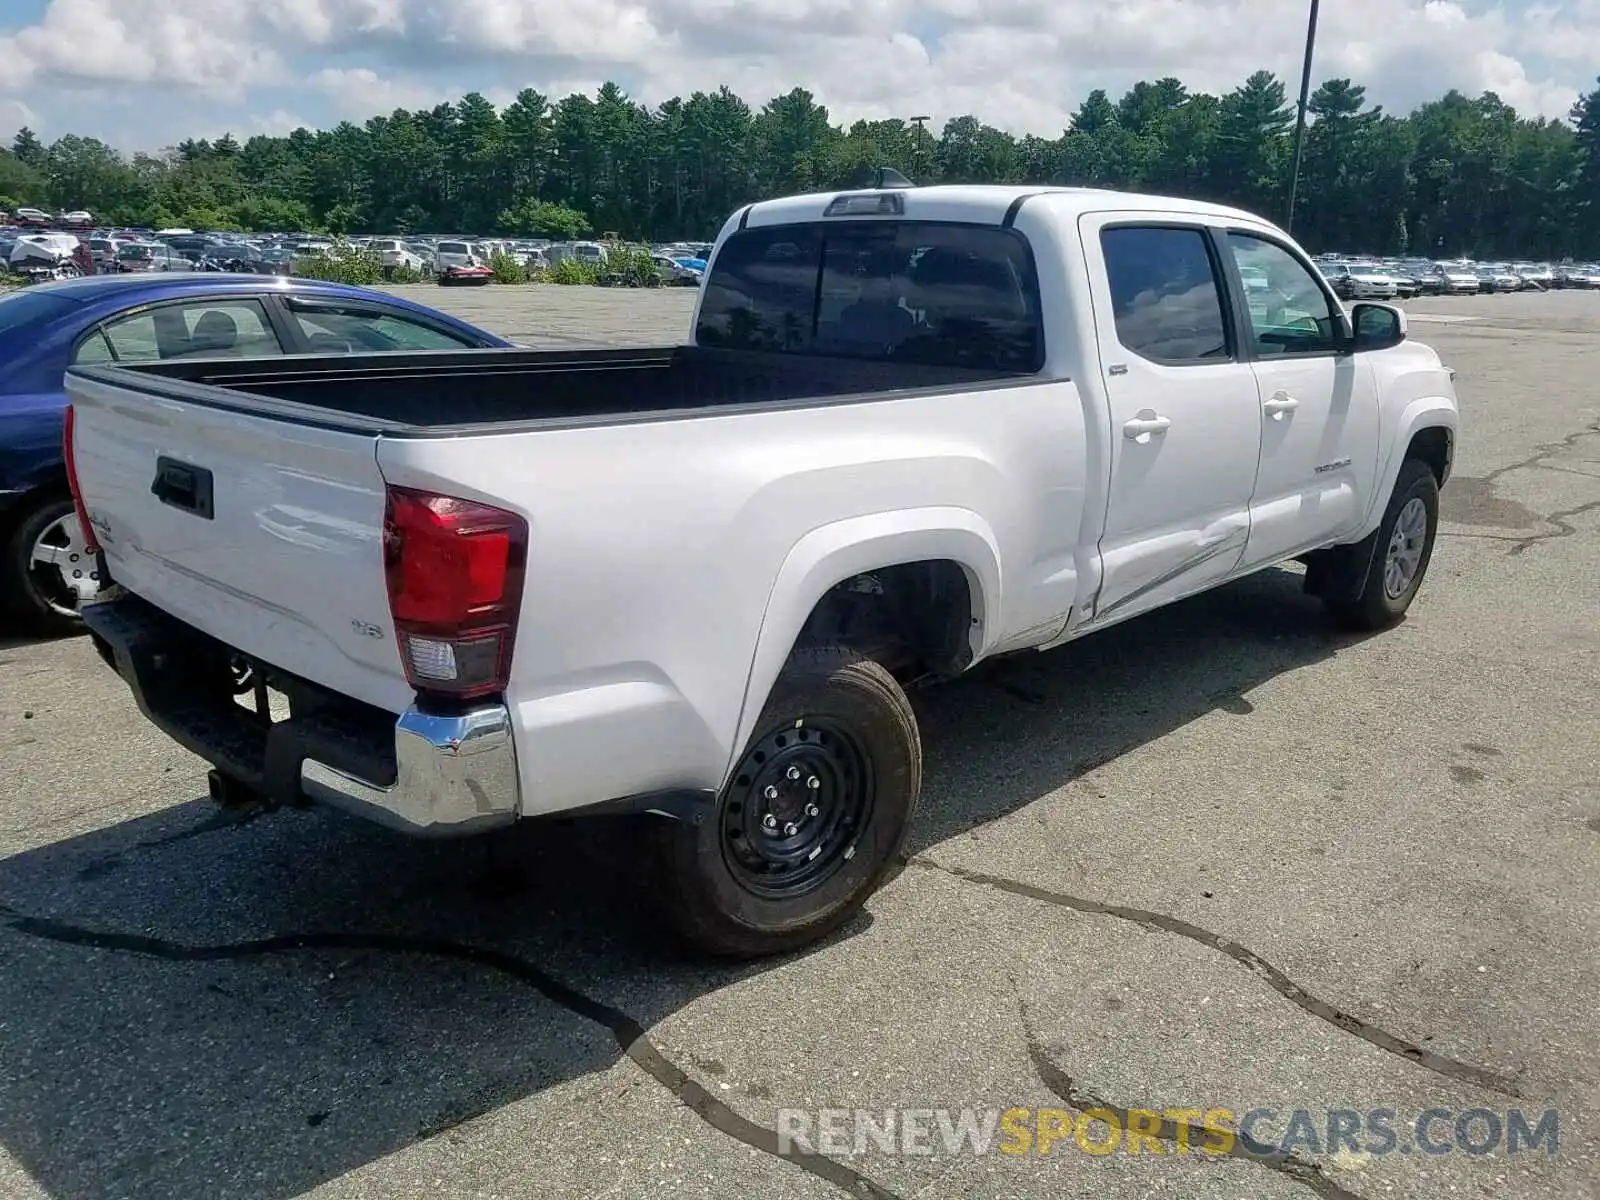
[1516,264,1553,289]
[87,236,129,271]
[1434,264,1482,295]
[1476,265,1523,293]
[432,240,495,285]
[1554,263,1600,289]
[371,238,428,273]
[1405,265,1442,295]
[651,253,703,285]
[0,274,511,632]
[9,233,82,279]
[66,183,1458,957]
[116,242,190,273]
[1381,268,1422,298]
[1323,262,1399,300]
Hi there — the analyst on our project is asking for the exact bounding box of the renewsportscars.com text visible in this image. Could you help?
[775,1106,1560,1158]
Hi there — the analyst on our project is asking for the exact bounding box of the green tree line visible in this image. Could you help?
[4,70,1599,258]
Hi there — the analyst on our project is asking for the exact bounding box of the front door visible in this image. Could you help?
[1080,215,1265,624]
[1220,230,1383,567]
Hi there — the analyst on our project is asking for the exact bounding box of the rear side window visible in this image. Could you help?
[97,300,286,361]
[1099,226,1230,364]
[697,222,1043,372]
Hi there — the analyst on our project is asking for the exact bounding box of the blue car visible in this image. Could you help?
[0,273,511,632]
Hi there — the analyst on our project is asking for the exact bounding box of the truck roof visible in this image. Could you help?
[741,184,1265,230]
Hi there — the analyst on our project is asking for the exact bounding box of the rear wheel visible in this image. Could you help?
[653,647,921,958]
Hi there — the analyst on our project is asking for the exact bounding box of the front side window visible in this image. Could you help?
[1225,232,1341,356]
[289,306,478,352]
[1099,225,1230,363]
[97,300,286,361]
[696,221,1043,372]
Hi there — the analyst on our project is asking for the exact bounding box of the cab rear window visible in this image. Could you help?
[696,221,1043,372]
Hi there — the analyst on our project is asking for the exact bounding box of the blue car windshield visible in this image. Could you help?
[0,290,80,337]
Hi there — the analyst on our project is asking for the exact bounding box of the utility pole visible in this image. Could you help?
[1285,0,1321,233]
[909,115,931,182]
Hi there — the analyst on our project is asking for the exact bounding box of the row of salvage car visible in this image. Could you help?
[1314,254,1600,300]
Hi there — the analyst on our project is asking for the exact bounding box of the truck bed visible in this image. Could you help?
[73,345,1031,434]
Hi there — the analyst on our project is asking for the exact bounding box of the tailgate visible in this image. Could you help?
[66,368,412,714]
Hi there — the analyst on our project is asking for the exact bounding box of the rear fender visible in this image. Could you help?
[727,506,1001,778]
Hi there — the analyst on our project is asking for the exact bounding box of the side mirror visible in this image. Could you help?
[1350,302,1407,351]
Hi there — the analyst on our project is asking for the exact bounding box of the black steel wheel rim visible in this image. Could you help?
[720,718,874,900]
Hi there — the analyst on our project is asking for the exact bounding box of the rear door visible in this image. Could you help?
[1217,229,1381,567]
[1078,214,1263,624]
[67,371,410,713]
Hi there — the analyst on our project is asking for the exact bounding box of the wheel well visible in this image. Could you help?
[0,475,69,539]
[795,559,976,680]
[1406,426,1452,486]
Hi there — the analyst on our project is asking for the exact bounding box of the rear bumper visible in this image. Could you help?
[300,705,519,835]
[82,593,521,837]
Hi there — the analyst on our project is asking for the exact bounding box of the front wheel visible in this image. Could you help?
[652,647,921,958]
[1326,458,1439,632]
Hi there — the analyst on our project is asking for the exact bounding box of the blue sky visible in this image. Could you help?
[2,0,1594,152]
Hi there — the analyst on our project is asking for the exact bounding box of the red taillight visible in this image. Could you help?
[62,404,101,555]
[383,486,527,702]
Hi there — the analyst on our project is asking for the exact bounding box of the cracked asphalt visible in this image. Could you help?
[1,287,1597,1200]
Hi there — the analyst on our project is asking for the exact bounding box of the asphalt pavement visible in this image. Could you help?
[0,287,1596,1200]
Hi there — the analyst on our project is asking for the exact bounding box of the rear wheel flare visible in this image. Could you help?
[653,647,921,958]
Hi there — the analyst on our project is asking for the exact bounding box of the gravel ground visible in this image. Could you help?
[0,287,1596,1200]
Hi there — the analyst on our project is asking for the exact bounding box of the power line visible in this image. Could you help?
[1286,0,1321,233]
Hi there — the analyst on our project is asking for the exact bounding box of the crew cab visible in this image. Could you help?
[65,183,1458,957]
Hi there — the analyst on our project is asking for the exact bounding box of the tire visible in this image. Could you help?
[1326,458,1439,632]
[4,494,103,636]
[652,646,921,958]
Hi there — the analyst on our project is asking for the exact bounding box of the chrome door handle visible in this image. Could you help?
[1263,392,1300,419]
[1122,412,1172,440]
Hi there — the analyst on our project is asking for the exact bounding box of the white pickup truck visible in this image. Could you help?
[65,183,1458,956]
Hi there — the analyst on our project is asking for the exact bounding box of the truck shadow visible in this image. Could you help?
[907,563,1353,851]
[0,629,66,653]
[0,565,1358,1199]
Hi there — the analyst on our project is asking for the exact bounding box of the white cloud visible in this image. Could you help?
[308,66,463,116]
[0,0,285,94]
[248,108,314,137]
[0,98,39,142]
[0,0,1592,148]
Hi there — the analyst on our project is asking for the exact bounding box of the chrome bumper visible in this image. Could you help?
[300,704,522,837]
